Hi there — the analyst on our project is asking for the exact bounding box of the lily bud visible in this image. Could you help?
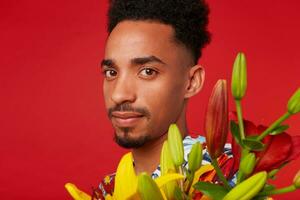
[231,52,247,100]
[137,173,164,200]
[293,170,300,188]
[188,142,203,173]
[168,124,184,167]
[205,80,229,159]
[240,153,256,176]
[160,141,177,199]
[161,141,176,174]
[287,88,300,114]
[223,171,267,200]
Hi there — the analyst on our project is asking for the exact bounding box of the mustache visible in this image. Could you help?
[108,103,151,119]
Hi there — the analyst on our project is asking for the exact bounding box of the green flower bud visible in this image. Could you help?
[168,124,184,167]
[223,171,267,200]
[161,141,176,175]
[137,173,164,200]
[287,88,300,114]
[293,170,300,189]
[188,142,203,173]
[160,141,177,199]
[231,52,247,100]
[240,153,256,176]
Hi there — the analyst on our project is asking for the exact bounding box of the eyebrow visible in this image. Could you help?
[131,56,166,65]
[101,59,115,68]
[100,55,166,68]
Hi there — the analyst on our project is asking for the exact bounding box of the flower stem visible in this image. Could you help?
[211,159,231,190]
[235,100,246,140]
[257,112,291,141]
[178,166,184,192]
[258,185,296,196]
[186,172,194,194]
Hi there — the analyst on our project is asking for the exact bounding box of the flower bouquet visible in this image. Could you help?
[65,52,300,200]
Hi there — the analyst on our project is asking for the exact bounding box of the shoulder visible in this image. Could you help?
[183,135,233,165]
[183,135,236,185]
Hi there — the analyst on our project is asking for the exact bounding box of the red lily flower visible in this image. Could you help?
[230,112,300,173]
[223,134,240,180]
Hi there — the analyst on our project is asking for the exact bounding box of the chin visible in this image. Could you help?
[113,129,150,149]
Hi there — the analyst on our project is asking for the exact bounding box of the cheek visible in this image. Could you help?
[140,77,186,123]
[103,81,112,108]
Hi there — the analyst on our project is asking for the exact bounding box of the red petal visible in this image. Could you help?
[221,157,237,181]
[229,111,260,137]
[286,135,300,161]
[231,135,241,174]
[255,133,292,172]
[229,111,238,121]
[244,120,259,136]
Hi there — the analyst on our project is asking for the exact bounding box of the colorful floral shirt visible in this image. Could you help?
[92,135,235,200]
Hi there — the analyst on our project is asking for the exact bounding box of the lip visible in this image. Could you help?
[112,111,144,127]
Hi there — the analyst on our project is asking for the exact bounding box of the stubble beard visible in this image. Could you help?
[114,127,151,149]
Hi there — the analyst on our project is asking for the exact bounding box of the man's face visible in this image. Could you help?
[102,20,194,148]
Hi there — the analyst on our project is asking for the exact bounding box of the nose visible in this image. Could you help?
[111,75,137,105]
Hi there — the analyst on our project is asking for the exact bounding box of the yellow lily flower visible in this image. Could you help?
[65,183,91,200]
[114,152,138,200]
[66,154,214,200]
[114,152,185,200]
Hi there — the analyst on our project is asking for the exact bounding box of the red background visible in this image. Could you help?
[1,0,300,199]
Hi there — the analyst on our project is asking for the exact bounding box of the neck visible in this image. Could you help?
[132,104,189,176]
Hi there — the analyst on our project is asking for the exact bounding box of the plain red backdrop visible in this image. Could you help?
[1,0,300,199]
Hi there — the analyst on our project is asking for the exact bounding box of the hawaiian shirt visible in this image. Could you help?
[92,135,235,199]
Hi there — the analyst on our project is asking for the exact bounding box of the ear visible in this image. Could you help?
[184,65,205,98]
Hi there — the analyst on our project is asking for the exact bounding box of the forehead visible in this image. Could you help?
[104,20,192,66]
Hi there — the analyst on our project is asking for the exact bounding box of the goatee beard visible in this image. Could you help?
[114,127,150,149]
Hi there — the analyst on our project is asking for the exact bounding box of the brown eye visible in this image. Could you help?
[105,70,117,78]
[139,68,158,78]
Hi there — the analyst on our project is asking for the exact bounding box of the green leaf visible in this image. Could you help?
[268,169,279,179]
[230,120,242,145]
[193,181,228,200]
[243,137,265,151]
[268,162,288,179]
[174,186,183,200]
[270,124,289,135]
[252,184,275,200]
[174,186,190,200]
[262,184,275,192]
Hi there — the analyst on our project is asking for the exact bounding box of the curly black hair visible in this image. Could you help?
[107,0,211,64]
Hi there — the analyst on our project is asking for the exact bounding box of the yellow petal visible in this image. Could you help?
[114,152,138,200]
[105,194,114,200]
[64,183,91,200]
[189,165,215,195]
[155,173,185,188]
[127,193,141,200]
